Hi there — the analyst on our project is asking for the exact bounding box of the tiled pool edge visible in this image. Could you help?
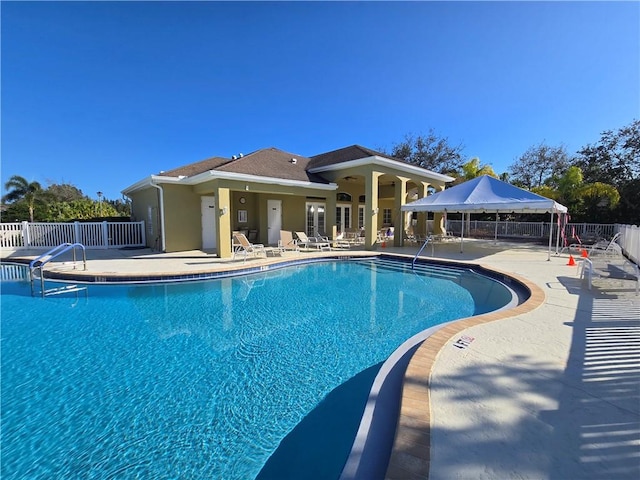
[1,251,377,284]
[383,268,546,480]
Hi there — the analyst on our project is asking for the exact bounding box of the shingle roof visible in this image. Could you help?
[158,157,229,177]
[159,148,330,184]
[308,144,402,169]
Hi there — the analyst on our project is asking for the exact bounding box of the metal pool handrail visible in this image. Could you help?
[412,235,433,269]
[29,242,87,296]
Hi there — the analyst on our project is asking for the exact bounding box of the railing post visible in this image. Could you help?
[140,221,146,247]
[22,221,30,247]
[74,222,81,244]
[102,221,109,249]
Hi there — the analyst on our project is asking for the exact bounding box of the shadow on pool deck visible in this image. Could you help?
[549,282,640,479]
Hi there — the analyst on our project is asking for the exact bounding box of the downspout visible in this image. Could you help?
[150,181,166,252]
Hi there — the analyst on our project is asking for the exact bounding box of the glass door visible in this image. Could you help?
[306,202,325,236]
[335,204,352,235]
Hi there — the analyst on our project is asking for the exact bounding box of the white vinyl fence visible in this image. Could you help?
[439,220,639,266]
[443,220,617,242]
[0,221,146,250]
[619,224,640,265]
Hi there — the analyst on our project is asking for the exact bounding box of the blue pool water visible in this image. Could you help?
[1,258,514,479]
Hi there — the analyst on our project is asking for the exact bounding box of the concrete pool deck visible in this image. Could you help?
[3,240,639,479]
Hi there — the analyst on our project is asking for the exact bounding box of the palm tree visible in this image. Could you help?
[2,175,46,222]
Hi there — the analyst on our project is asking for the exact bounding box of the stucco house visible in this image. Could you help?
[122,145,454,257]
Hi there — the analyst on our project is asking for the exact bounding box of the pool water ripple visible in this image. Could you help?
[1,259,513,479]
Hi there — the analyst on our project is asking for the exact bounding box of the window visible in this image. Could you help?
[383,208,392,225]
[336,192,352,202]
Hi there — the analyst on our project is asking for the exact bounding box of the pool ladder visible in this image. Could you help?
[29,243,87,297]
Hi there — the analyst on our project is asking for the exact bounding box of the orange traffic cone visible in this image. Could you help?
[581,249,589,258]
[567,255,576,266]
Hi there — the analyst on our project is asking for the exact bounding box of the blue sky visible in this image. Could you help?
[2,1,639,201]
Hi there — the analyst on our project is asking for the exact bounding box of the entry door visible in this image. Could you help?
[267,199,282,245]
[201,196,217,250]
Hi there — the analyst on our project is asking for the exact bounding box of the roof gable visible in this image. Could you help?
[308,144,400,169]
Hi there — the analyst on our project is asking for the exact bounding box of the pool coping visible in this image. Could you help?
[1,251,545,479]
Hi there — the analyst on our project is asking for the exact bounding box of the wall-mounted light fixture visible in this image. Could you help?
[220,206,228,216]
[372,207,379,215]
[245,185,249,191]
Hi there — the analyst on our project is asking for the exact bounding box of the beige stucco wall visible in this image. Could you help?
[128,187,160,250]
[228,191,307,244]
[162,184,201,252]
[196,179,336,254]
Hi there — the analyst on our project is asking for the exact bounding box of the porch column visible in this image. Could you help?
[326,192,337,240]
[215,186,232,259]
[433,184,446,235]
[416,182,430,237]
[364,171,382,249]
[394,177,410,247]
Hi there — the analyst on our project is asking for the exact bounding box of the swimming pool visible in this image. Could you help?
[1,257,515,479]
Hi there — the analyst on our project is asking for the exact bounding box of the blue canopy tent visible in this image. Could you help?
[401,175,568,260]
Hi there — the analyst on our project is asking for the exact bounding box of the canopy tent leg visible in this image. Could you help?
[460,212,465,253]
[547,211,554,261]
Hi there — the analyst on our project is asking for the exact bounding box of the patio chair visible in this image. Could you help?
[316,228,350,249]
[295,231,331,251]
[278,230,300,253]
[232,233,266,261]
[588,232,622,257]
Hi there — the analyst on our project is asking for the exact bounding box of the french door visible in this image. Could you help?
[335,204,352,234]
[306,202,325,236]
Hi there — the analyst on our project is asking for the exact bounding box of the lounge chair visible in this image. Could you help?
[278,230,300,253]
[232,233,266,261]
[295,231,331,251]
[316,228,351,249]
[588,232,622,257]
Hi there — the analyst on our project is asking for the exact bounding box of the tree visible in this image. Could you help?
[106,198,131,217]
[578,182,620,221]
[532,165,619,223]
[386,129,465,175]
[45,182,86,203]
[46,198,120,221]
[573,119,639,223]
[456,157,498,184]
[509,143,570,189]
[2,175,49,222]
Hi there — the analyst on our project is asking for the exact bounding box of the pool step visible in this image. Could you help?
[368,258,465,281]
[42,284,88,296]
